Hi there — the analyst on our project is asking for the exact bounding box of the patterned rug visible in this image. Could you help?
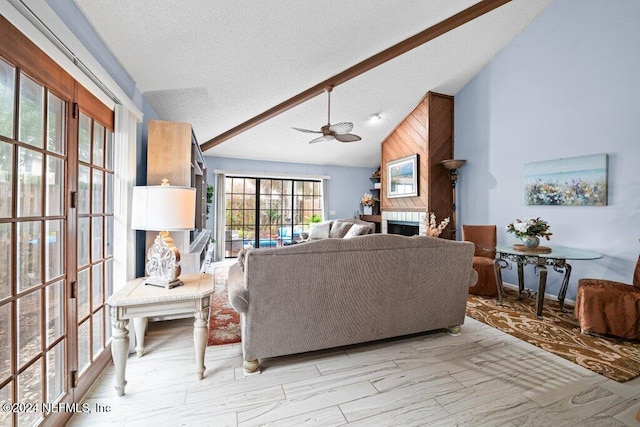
[466,288,640,382]
[207,266,241,345]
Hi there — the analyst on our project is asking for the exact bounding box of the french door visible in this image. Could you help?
[0,17,114,426]
[224,176,323,257]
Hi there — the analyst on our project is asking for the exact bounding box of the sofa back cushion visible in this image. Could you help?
[308,221,331,239]
[344,224,371,238]
[329,221,353,238]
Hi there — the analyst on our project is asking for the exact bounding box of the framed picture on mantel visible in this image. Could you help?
[387,154,419,198]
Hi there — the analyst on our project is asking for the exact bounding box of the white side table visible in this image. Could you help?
[106,273,214,396]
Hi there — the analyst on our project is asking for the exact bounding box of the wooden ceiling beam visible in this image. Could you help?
[201,0,511,151]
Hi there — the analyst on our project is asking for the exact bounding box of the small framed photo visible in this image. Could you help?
[387,154,419,198]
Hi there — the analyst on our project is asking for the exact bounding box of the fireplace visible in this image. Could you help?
[382,211,425,236]
[387,221,419,236]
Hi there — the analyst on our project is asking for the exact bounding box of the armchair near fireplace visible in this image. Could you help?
[462,225,498,297]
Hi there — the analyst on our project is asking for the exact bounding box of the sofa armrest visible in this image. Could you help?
[227,263,249,313]
[468,268,478,288]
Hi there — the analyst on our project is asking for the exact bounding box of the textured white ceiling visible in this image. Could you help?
[72,0,553,167]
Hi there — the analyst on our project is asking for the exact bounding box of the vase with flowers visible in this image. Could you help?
[360,192,378,215]
[423,212,450,237]
[506,217,552,248]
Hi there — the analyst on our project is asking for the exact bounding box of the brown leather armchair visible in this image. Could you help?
[574,254,640,340]
[462,225,498,297]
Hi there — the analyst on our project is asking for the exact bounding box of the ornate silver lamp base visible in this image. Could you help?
[145,231,184,289]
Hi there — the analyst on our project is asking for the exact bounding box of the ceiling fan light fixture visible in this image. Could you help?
[368,113,382,123]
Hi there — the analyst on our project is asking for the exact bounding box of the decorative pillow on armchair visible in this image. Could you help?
[344,224,371,238]
[308,221,331,240]
[329,221,353,238]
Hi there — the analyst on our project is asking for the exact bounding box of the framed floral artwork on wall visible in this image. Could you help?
[524,153,608,206]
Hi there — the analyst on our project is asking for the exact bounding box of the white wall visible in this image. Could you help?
[455,0,640,300]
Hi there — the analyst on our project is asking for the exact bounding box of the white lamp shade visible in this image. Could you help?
[131,185,196,231]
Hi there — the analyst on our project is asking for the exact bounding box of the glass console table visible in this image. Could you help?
[493,245,602,319]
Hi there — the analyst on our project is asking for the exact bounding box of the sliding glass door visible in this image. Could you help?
[224,176,323,257]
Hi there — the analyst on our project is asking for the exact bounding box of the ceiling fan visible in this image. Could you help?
[292,86,361,144]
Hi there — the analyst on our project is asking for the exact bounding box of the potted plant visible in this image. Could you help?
[360,192,378,215]
[506,217,552,248]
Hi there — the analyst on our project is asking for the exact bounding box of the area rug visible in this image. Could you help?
[466,288,640,382]
[207,266,241,345]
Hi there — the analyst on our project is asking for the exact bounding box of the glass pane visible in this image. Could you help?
[47,92,65,154]
[105,172,113,214]
[92,263,103,311]
[78,319,90,373]
[78,164,90,214]
[18,74,44,148]
[46,280,64,344]
[0,58,15,138]
[77,268,89,320]
[104,306,111,342]
[105,215,113,256]
[92,308,103,357]
[0,381,11,427]
[17,290,41,367]
[17,221,41,292]
[93,122,104,167]
[92,169,103,214]
[0,303,10,380]
[92,216,103,261]
[18,361,42,427]
[47,341,65,403]
[0,223,10,299]
[0,141,12,218]
[77,217,89,267]
[105,130,113,170]
[45,219,64,281]
[78,112,91,162]
[17,147,43,217]
[46,155,64,216]
[105,258,113,300]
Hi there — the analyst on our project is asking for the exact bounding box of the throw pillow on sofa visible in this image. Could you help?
[344,224,371,238]
[329,221,353,238]
[308,221,331,239]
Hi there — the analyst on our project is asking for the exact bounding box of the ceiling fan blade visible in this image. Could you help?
[309,135,335,144]
[329,122,353,134]
[292,127,322,134]
[334,133,361,143]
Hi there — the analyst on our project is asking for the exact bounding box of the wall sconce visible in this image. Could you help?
[131,179,196,289]
[440,159,467,239]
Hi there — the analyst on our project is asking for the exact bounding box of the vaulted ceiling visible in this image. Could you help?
[72,0,553,167]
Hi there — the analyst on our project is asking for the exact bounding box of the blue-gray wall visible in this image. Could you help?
[205,156,376,232]
[455,0,640,300]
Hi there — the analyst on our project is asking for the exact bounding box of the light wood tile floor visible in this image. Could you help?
[67,314,640,426]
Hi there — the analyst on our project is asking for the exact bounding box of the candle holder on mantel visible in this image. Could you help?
[440,159,467,239]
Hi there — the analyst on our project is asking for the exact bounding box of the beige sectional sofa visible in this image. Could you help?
[227,233,477,373]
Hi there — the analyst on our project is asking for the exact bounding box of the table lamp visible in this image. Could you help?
[131,179,196,289]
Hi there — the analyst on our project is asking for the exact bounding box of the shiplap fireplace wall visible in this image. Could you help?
[379,92,456,238]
